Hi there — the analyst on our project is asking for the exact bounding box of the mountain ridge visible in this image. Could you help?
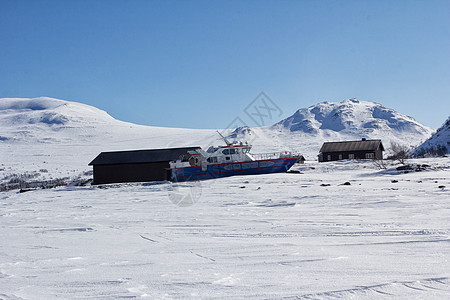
[1,97,435,159]
[274,98,432,136]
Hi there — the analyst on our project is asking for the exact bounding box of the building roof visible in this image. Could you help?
[89,147,200,166]
[319,139,384,153]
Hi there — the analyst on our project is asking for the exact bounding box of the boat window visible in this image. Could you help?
[207,157,218,163]
[242,147,250,154]
[222,148,237,155]
[207,146,218,153]
[225,156,230,160]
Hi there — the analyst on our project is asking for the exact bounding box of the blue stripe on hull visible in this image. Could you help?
[171,158,299,182]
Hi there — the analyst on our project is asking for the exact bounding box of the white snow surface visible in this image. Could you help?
[1,159,449,299]
[1,97,449,299]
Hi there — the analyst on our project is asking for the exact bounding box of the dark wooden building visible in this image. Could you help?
[318,139,384,162]
[89,147,200,184]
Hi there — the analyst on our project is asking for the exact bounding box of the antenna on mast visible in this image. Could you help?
[217,130,232,146]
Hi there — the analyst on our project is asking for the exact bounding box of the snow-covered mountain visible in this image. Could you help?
[1,97,435,163]
[275,98,432,137]
[260,98,434,157]
[414,117,450,157]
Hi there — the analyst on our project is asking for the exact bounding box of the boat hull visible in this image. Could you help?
[170,157,299,182]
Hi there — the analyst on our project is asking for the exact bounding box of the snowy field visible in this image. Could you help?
[1,158,449,299]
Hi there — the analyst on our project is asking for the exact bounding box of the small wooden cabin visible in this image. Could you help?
[318,139,384,162]
[89,147,200,184]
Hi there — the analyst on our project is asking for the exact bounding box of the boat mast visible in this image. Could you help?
[217,131,232,146]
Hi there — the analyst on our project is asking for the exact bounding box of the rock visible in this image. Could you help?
[397,165,413,171]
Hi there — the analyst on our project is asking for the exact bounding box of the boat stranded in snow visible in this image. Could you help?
[169,132,301,182]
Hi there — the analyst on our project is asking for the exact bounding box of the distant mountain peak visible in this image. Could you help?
[275,98,431,136]
[267,99,434,156]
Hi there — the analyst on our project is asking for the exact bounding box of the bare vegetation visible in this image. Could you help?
[371,158,389,169]
[388,141,411,164]
[415,144,448,157]
[1,171,92,192]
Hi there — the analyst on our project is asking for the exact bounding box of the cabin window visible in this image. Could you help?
[349,154,355,159]
[327,155,331,161]
[242,147,250,154]
[207,146,218,153]
[339,154,342,160]
[226,156,230,160]
[365,153,375,159]
[207,157,218,163]
[222,148,236,155]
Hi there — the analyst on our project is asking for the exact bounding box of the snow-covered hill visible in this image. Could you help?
[0,97,435,171]
[414,117,450,156]
[0,97,217,179]
[0,97,215,146]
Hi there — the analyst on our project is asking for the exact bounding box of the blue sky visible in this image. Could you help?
[1,0,449,129]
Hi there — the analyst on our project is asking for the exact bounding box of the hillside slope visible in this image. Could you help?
[414,117,450,156]
[0,97,216,178]
[0,97,214,146]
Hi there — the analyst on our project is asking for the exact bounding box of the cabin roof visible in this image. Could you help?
[89,147,201,166]
[319,139,384,153]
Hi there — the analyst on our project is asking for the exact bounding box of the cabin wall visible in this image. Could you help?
[319,150,383,162]
[92,162,169,185]
[375,149,383,160]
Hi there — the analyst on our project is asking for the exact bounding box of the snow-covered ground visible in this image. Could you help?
[1,158,449,299]
[1,97,448,298]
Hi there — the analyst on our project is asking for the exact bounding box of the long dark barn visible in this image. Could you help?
[318,139,384,162]
[88,147,200,184]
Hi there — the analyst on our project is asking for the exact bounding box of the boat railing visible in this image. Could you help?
[251,151,297,161]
